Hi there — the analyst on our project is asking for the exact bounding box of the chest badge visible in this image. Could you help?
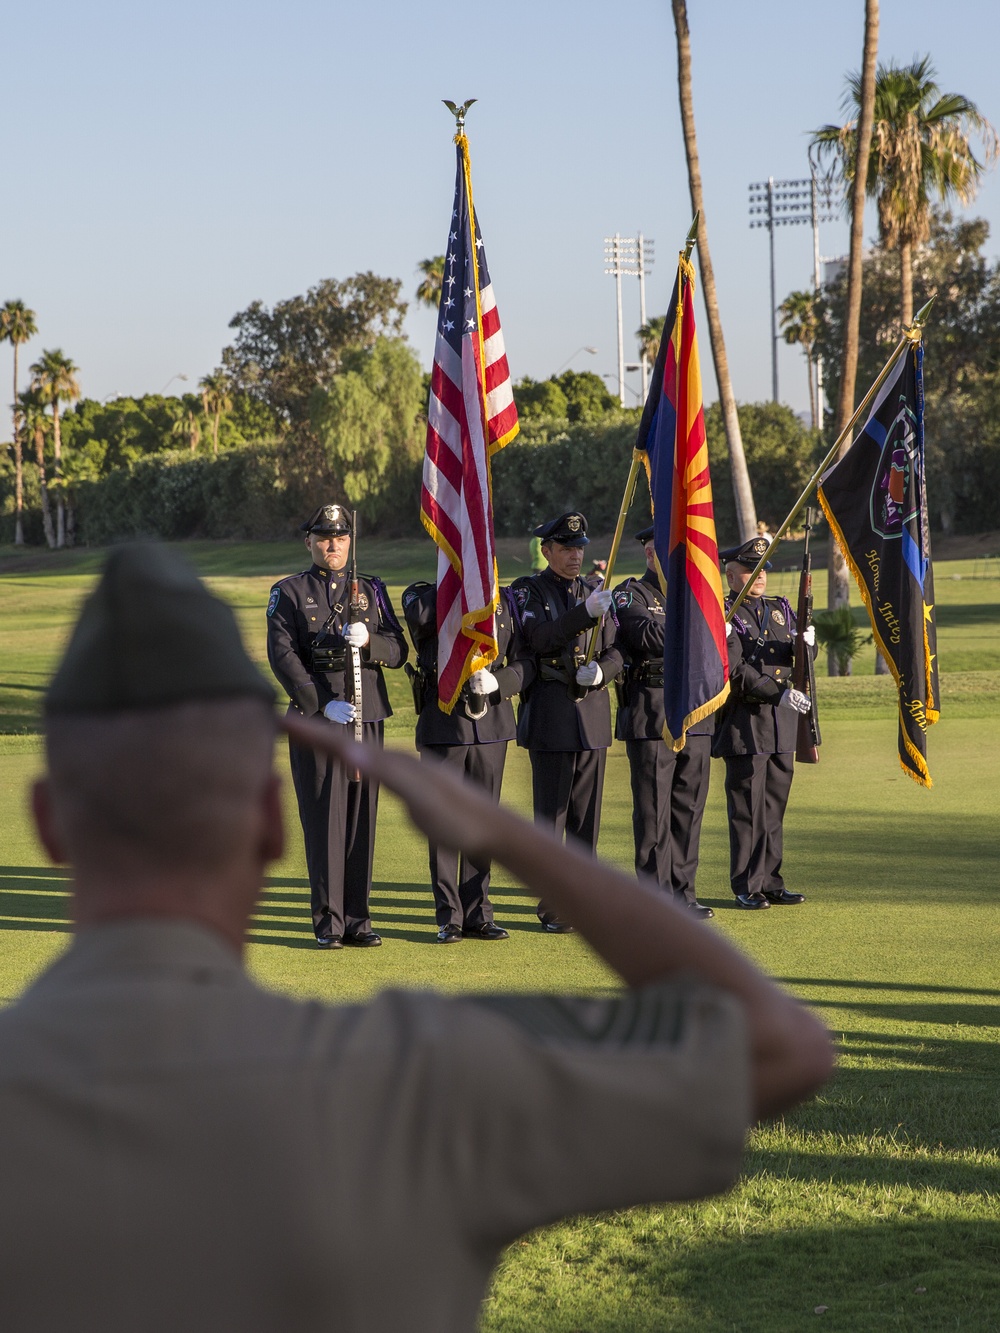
[352,591,370,613]
[771,608,786,627]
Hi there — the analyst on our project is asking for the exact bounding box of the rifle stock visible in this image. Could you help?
[793,509,821,763]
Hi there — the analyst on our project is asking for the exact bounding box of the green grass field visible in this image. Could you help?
[1,538,998,1330]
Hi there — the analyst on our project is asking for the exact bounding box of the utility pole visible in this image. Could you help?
[749,171,834,413]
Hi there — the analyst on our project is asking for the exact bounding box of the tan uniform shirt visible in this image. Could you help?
[0,921,750,1332]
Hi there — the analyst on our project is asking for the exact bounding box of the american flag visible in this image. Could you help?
[421,133,518,713]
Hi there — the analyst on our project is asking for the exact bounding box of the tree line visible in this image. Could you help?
[2,44,997,551]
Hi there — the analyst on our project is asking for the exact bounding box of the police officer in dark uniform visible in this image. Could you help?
[401,583,533,943]
[511,512,623,931]
[266,504,408,947]
[613,526,715,918]
[712,537,815,909]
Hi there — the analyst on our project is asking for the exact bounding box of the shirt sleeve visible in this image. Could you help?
[441,980,751,1246]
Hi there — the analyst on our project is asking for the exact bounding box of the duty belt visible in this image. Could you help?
[310,646,347,672]
[633,660,664,686]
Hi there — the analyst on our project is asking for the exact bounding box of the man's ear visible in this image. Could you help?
[31,778,67,864]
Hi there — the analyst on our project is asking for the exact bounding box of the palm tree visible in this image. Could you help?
[415,256,445,310]
[636,317,666,370]
[0,300,38,545]
[813,606,872,676]
[171,404,202,453]
[813,55,997,327]
[19,387,55,549]
[29,349,80,548]
[778,291,820,428]
[199,371,233,457]
[670,0,757,541]
[810,0,879,672]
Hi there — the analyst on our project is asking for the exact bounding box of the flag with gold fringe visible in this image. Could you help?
[818,339,939,786]
[421,132,518,712]
[635,253,729,750]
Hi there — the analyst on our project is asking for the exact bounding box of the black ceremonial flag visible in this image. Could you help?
[818,341,939,787]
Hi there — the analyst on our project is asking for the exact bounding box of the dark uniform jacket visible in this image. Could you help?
[612,570,714,743]
[266,565,407,721]
[512,569,623,752]
[712,593,811,757]
[401,584,533,746]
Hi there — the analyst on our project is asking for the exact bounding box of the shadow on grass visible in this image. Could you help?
[494,1218,1000,1332]
[789,808,999,899]
[934,602,1000,627]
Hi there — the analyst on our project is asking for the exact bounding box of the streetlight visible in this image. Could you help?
[555,346,598,376]
[159,373,189,395]
[748,170,834,408]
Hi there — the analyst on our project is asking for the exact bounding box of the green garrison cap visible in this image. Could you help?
[45,542,275,715]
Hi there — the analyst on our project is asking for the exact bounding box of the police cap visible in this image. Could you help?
[719,536,772,571]
[533,512,590,547]
[635,525,655,544]
[301,504,352,536]
[45,542,275,715]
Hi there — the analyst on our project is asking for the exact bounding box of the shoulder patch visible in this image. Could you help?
[266,587,281,617]
[402,581,434,611]
[511,585,530,612]
[613,589,633,609]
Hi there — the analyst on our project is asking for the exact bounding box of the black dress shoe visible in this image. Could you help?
[344,931,382,947]
[462,923,510,941]
[541,921,575,933]
[316,935,343,949]
[436,925,463,944]
[735,894,771,910]
[688,901,715,919]
[764,889,806,905]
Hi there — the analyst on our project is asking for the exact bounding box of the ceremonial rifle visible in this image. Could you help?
[793,508,821,763]
[347,511,364,780]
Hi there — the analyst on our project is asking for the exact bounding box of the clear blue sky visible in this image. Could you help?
[6,0,999,419]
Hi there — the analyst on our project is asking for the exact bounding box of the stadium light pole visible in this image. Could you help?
[748,169,834,412]
[604,234,639,406]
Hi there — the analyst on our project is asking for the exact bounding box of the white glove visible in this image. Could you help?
[468,668,499,695]
[780,688,811,715]
[342,622,369,648]
[584,587,614,619]
[575,660,604,688]
[802,625,816,647]
[725,620,733,637]
[323,699,357,724]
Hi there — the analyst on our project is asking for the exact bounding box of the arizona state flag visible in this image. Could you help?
[635,253,729,750]
[818,340,939,786]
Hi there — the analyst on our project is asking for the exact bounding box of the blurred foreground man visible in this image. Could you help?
[714,538,816,909]
[614,526,715,918]
[266,504,407,947]
[3,543,832,1333]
